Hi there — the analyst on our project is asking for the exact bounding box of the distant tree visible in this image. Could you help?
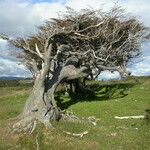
[1,6,149,132]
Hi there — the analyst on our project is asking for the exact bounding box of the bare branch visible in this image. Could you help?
[78,21,104,33]
[91,50,110,62]
[23,45,43,59]
[35,43,44,59]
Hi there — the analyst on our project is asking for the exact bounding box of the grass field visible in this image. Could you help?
[0,77,150,150]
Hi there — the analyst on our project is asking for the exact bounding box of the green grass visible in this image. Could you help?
[0,77,150,150]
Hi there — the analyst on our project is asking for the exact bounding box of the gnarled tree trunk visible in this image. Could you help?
[13,56,90,133]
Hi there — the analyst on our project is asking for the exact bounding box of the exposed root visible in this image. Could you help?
[12,117,36,133]
[35,133,40,150]
[12,115,53,134]
[30,120,37,134]
[12,109,100,135]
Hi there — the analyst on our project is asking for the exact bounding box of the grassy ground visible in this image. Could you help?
[0,77,150,150]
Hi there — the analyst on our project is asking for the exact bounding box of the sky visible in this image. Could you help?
[0,0,150,79]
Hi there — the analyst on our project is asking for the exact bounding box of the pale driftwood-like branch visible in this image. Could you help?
[114,115,144,119]
[23,45,43,60]
[64,130,88,138]
[35,43,44,59]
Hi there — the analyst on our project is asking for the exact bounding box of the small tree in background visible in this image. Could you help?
[1,6,149,132]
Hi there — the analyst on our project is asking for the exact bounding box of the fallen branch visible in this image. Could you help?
[114,115,144,119]
[64,130,88,138]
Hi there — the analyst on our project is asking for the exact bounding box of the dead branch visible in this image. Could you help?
[114,115,144,119]
[63,130,89,138]
[35,43,44,59]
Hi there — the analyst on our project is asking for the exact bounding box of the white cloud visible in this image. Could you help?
[0,39,10,57]
[98,71,120,80]
[0,58,31,77]
[66,0,116,10]
[127,41,150,76]
[0,0,150,36]
[121,0,150,26]
[0,39,31,77]
[0,0,65,36]
[128,56,150,76]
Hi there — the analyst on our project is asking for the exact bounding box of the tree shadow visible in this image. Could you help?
[56,81,135,110]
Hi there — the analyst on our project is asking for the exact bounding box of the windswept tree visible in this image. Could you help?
[1,6,149,132]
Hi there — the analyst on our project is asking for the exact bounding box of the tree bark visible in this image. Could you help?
[13,72,52,132]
